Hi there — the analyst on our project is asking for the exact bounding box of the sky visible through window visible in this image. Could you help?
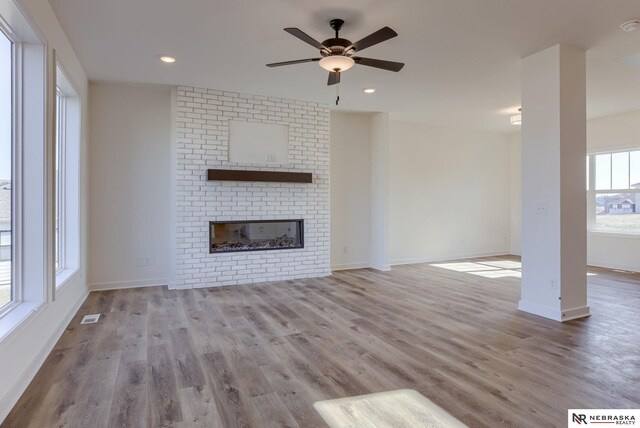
[0,31,10,181]
[0,30,11,309]
[596,151,640,190]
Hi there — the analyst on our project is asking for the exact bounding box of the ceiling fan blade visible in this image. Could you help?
[284,28,330,53]
[266,58,321,67]
[328,71,340,86]
[348,27,398,52]
[353,57,404,72]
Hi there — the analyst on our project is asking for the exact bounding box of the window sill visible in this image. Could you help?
[588,230,640,240]
[56,267,79,291]
[0,300,43,342]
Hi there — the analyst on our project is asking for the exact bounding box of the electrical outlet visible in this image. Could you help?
[536,202,548,216]
[343,246,348,254]
[266,153,276,162]
[137,256,155,267]
[550,279,557,290]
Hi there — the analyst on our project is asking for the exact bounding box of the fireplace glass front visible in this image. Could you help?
[209,220,304,253]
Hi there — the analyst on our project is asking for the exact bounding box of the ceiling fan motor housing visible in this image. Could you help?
[321,38,353,56]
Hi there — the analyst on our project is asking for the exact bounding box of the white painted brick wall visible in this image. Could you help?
[175,86,330,288]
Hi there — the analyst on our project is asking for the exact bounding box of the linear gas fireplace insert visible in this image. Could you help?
[209,219,304,253]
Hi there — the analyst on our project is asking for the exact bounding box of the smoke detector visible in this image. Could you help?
[620,20,640,32]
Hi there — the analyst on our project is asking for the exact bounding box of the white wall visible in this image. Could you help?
[389,120,511,264]
[88,83,172,289]
[0,0,89,422]
[510,109,640,272]
[371,113,391,270]
[510,134,521,254]
[330,112,372,270]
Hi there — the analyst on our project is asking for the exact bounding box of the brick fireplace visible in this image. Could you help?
[174,86,330,288]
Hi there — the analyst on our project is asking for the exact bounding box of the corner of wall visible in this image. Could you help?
[370,113,391,270]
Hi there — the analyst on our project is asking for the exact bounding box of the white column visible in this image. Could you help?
[519,44,590,322]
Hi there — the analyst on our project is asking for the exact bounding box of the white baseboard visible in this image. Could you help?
[0,289,89,424]
[562,306,592,321]
[331,251,512,272]
[390,250,510,266]
[518,300,591,322]
[331,262,372,271]
[89,278,168,291]
[518,300,562,321]
[370,263,391,272]
[587,260,639,273]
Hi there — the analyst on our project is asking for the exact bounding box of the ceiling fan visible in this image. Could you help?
[266,19,404,89]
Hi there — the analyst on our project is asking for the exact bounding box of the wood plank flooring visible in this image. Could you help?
[3,256,640,427]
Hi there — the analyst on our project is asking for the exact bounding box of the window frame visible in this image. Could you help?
[0,0,49,337]
[587,147,640,236]
[55,87,66,274]
[54,62,80,289]
[0,23,19,317]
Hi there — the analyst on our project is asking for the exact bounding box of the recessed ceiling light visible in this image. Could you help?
[159,55,176,64]
[620,20,640,32]
[363,88,376,94]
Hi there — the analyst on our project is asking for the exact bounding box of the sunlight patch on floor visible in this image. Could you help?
[431,260,597,279]
[431,261,522,279]
[314,389,468,428]
[470,269,522,278]
[478,260,522,269]
[431,262,501,272]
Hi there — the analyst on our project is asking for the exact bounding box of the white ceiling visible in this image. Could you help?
[49,0,640,133]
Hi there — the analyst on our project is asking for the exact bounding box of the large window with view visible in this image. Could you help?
[0,29,12,311]
[588,150,640,234]
[0,1,47,334]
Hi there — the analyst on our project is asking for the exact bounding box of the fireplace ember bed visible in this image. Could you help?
[209,219,304,253]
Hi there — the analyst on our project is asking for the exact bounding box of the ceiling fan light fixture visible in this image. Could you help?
[319,56,355,72]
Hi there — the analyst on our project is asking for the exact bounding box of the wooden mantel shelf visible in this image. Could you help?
[207,169,313,183]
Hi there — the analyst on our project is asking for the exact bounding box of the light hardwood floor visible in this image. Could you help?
[3,256,639,427]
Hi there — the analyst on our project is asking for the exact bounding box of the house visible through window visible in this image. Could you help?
[0,29,12,310]
[588,150,640,234]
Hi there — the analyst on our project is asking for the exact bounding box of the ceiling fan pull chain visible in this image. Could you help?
[336,83,340,105]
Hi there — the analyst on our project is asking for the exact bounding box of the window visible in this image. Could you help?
[55,65,80,287]
[587,150,640,234]
[55,89,64,272]
[0,2,47,333]
[0,29,12,310]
